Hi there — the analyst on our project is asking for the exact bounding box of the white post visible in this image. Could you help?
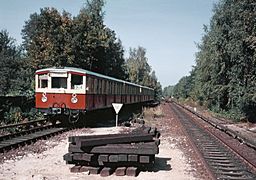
[116,114,118,127]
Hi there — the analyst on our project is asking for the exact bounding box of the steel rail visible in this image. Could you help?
[0,118,48,130]
[170,102,256,180]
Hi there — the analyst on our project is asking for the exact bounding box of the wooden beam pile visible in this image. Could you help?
[63,126,160,176]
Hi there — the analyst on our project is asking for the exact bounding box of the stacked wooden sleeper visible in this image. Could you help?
[63,126,161,176]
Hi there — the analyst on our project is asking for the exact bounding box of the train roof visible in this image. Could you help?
[36,67,154,90]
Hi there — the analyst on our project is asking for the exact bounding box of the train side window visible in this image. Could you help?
[106,81,108,94]
[99,79,102,94]
[90,78,93,93]
[109,81,111,94]
[117,83,119,94]
[111,81,115,94]
[103,80,106,94]
[110,81,113,94]
[71,74,83,89]
[114,83,116,94]
[91,78,94,93]
[52,77,67,88]
[38,74,48,88]
[95,79,98,94]
[110,81,112,94]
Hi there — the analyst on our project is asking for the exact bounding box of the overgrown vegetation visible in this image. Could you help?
[171,0,256,122]
[0,0,162,124]
[143,106,164,126]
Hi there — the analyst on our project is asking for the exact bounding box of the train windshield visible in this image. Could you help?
[38,74,48,88]
[71,74,83,89]
[52,77,67,89]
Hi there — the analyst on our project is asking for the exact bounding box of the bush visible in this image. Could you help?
[4,107,22,124]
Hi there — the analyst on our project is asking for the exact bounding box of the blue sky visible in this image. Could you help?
[0,0,218,87]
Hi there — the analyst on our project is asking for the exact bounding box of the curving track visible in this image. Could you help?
[169,102,256,180]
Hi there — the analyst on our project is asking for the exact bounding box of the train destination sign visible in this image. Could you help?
[112,103,123,127]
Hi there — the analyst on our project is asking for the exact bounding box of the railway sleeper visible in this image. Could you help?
[213,166,247,172]
[205,156,231,161]
[115,167,126,176]
[210,162,237,168]
[217,176,255,180]
[204,152,229,155]
[100,167,114,177]
[69,165,139,177]
[204,155,232,159]
[216,171,253,178]
[201,147,226,151]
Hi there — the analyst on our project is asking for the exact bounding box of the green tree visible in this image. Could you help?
[71,0,105,71]
[22,0,127,79]
[173,76,193,100]
[126,46,151,85]
[174,0,256,122]
[0,30,21,95]
[163,85,174,98]
[126,46,162,100]
[22,8,73,70]
[72,3,126,79]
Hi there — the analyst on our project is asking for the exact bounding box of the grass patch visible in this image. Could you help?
[143,105,163,126]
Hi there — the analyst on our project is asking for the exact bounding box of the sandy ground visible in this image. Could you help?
[0,124,198,180]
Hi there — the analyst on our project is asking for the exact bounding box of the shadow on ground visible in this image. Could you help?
[141,157,172,173]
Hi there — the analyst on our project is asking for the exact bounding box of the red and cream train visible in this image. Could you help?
[35,67,154,122]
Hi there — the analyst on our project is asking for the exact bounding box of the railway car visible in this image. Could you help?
[35,67,154,123]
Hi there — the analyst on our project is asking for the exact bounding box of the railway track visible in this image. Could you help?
[0,119,69,153]
[169,102,256,180]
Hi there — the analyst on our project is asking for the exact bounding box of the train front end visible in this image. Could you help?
[35,67,87,122]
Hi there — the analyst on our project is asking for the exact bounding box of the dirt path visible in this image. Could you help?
[0,104,200,180]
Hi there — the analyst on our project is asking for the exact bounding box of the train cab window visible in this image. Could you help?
[52,77,67,88]
[38,74,48,88]
[71,74,83,89]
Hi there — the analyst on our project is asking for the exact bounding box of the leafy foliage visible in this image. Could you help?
[0,30,32,96]
[126,46,162,100]
[162,85,174,98]
[22,8,74,69]
[22,0,127,79]
[173,0,256,122]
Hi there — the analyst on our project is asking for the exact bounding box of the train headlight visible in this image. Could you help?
[71,93,78,104]
[41,92,47,102]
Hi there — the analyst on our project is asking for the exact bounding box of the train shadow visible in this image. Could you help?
[75,103,143,128]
